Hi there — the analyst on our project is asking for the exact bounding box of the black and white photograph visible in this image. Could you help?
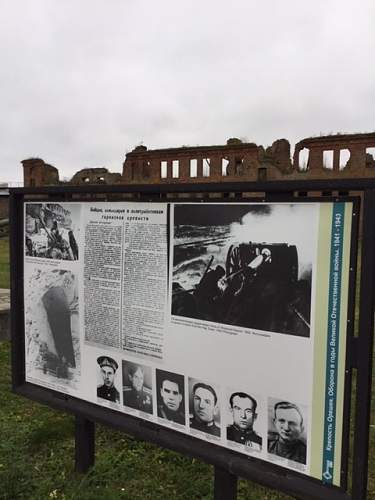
[25,268,80,387]
[96,355,120,403]
[188,377,220,437]
[267,398,308,466]
[156,369,185,425]
[122,361,153,414]
[226,390,262,451]
[25,203,80,260]
[172,203,316,337]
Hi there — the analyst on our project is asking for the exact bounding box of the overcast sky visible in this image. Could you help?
[1,0,374,184]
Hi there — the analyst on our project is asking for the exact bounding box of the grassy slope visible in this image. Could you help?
[0,238,9,289]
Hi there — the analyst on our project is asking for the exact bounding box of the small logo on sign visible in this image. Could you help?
[323,460,333,481]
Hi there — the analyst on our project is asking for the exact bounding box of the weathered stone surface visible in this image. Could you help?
[70,168,122,185]
[294,133,375,174]
[122,142,260,184]
[22,158,59,187]
[22,132,375,187]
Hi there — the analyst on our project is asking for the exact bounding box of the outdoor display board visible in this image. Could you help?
[22,198,355,488]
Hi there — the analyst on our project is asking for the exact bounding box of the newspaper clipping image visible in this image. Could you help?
[83,203,168,360]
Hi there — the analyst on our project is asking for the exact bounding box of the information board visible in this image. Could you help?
[22,199,354,487]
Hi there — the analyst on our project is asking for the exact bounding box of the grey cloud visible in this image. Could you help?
[0,0,374,182]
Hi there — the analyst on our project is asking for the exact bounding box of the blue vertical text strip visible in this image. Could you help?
[322,202,345,484]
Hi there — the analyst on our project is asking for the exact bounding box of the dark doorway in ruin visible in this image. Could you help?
[258,167,267,181]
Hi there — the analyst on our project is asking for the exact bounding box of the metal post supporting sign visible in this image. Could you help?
[75,417,95,473]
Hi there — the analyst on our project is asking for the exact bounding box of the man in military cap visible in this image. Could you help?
[157,370,185,425]
[97,356,120,403]
[123,363,153,414]
[226,392,262,450]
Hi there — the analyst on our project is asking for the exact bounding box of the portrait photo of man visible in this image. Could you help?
[156,369,185,425]
[122,361,153,414]
[268,400,307,464]
[97,356,120,403]
[226,391,262,450]
[189,379,220,437]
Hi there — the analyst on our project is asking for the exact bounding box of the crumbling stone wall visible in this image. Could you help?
[22,158,59,187]
[122,141,265,184]
[70,168,122,185]
[22,132,375,187]
[293,133,375,178]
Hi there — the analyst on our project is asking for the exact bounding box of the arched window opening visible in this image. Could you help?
[298,148,309,170]
[203,158,210,177]
[366,147,375,167]
[323,150,334,169]
[190,159,197,177]
[222,158,229,176]
[161,161,168,178]
[339,149,350,170]
[172,160,179,178]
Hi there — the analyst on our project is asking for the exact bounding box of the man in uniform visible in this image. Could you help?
[157,372,185,424]
[268,401,306,464]
[97,356,120,403]
[123,364,153,414]
[190,382,220,436]
[226,392,262,450]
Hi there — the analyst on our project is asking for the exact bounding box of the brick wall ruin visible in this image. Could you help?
[70,168,122,185]
[293,133,375,179]
[22,158,59,187]
[22,132,375,187]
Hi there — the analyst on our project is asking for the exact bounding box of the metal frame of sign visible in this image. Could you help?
[9,178,375,500]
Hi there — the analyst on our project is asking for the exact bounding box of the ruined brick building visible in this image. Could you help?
[22,132,375,188]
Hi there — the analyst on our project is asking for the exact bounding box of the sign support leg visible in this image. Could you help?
[75,416,95,473]
[214,466,237,500]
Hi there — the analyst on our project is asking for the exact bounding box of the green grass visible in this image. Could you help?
[0,339,373,500]
[0,238,9,288]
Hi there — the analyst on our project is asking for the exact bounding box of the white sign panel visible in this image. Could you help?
[23,200,353,486]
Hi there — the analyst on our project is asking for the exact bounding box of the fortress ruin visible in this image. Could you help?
[22,132,375,188]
